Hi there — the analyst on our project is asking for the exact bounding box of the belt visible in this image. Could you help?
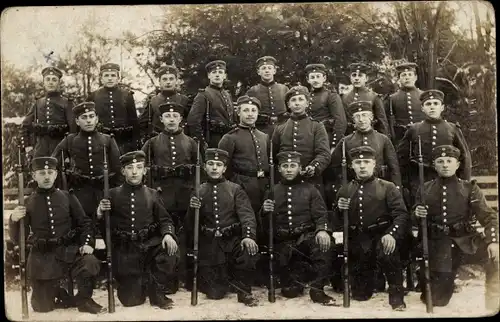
[30,229,77,252]
[101,125,134,136]
[201,223,241,238]
[350,220,392,233]
[32,124,69,137]
[209,121,233,134]
[276,224,314,239]
[112,223,159,243]
[232,168,268,178]
[429,222,475,237]
[152,164,195,179]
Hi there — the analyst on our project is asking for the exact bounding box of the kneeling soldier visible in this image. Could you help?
[97,150,179,309]
[186,148,260,306]
[414,145,499,309]
[262,151,335,305]
[9,157,103,314]
[334,146,410,310]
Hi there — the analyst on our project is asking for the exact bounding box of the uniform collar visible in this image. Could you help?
[437,175,459,185]
[280,175,304,186]
[208,177,226,185]
[122,182,145,191]
[424,117,444,124]
[46,91,61,97]
[290,113,308,121]
[401,86,417,92]
[311,87,324,93]
[79,129,98,137]
[209,84,223,91]
[162,128,183,136]
[354,175,376,184]
[238,124,256,130]
[355,128,374,135]
[161,89,177,97]
[36,186,57,194]
[353,86,368,93]
[260,80,276,87]
[104,86,119,92]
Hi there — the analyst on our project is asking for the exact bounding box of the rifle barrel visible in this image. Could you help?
[191,140,201,306]
[268,142,276,303]
[18,141,28,319]
[341,139,350,308]
[103,146,115,313]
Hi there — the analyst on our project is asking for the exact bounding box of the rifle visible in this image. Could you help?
[147,96,154,186]
[60,137,74,296]
[388,95,396,144]
[103,146,115,313]
[191,139,201,306]
[17,138,29,319]
[204,91,211,147]
[418,136,433,313]
[268,142,276,303]
[341,139,350,308]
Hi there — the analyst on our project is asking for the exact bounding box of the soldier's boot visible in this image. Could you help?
[54,287,76,309]
[310,288,336,306]
[149,288,174,310]
[388,285,406,311]
[164,276,179,295]
[281,285,304,299]
[237,292,259,307]
[76,277,105,314]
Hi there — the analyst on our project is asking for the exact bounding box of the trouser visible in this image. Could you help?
[72,183,105,237]
[165,210,187,293]
[31,254,101,312]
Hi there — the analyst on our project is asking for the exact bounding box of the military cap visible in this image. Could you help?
[41,66,63,79]
[349,101,372,114]
[256,56,277,67]
[277,151,302,165]
[420,89,444,103]
[236,95,261,109]
[432,145,460,160]
[73,102,96,118]
[120,150,146,167]
[285,85,310,103]
[348,63,370,74]
[395,62,418,74]
[100,63,120,72]
[305,64,327,75]
[31,156,58,171]
[205,148,229,164]
[348,146,376,160]
[158,101,184,115]
[205,60,226,73]
[157,65,179,78]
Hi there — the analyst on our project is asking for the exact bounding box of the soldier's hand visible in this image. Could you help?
[162,234,178,256]
[303,165,316,178]
[315,231,331,252]
[11,206,27,222]
[381,234,396,255]
[97,199,111,219]
[414,205,428,218]
[25,146,33,154]
[332,231,344,245]
[190,196,201,209]
[487,243,499,263]
[79,245,94,255]
[241,238,258,256]
[337,197,350,210]
[262,199,275,213]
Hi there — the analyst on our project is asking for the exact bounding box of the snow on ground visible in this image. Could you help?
[4,279,498,321]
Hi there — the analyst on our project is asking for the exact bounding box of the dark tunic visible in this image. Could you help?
[385,87,425,141]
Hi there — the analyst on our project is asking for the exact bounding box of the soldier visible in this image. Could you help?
[304,63,347,149]
[342,63,390,137]
[141,101,198,293]
[186,148,260,306]
[413,145,499,309]
[271,85,331,197]
[51,102,121,238]
[396,90,472,204]
[86,63,139,154]
[334,146,410,310]
[385,62,426,143]
[97,150,179,309]
[138,65,190,140]
[187,60,235,149]
[261,151,335,305]
[246,56,289,136]
[9,157,103,314]
[21,66,77,158]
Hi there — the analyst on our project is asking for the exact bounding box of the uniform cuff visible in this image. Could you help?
[485,226,498,244]
[241,226,256,240]
[315,223,332,234]
[386,224,401,239]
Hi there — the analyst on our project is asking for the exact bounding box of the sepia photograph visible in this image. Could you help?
[1,2,498,320]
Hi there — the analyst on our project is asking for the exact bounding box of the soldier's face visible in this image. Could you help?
[101,71,119,88]
[352,111,374,131]
[159,73,177,91]
[351,158,376,179]
[288,94,308,114]
[32,169,58,189]
[421,99,444,119]
[43,75,60,93]
[160,112,182,131]
[350,72,367,88]
[208,69,226,86]
[279,162,301,181]
[307,72,326,89]
[237,103,259,126]
[76,111,98,132]
[204,160,226,179]
[434,157,460,177]
[257,64,276,82]
[338,83,352,95]
[399,71,417,88]
[121,162,146,185]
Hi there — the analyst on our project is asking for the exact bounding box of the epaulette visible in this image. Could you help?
[69,188,74,194]
[455,122,461,129]
[156,187,163,194]
[227,127,239,134]
[198,88,206,92]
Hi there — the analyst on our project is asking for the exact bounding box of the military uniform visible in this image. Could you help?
[22,67,77,157]
[9,157,101,313]
[333,146,410,308]
[413,146,499,308]
[187,61,235,148]
[246,56,289,136]
[86,63,139,154]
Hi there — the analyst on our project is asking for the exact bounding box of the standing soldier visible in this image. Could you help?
[413,145,499,309]
[138,65,190,140]
[334,146,410,311]
[246,56,289,136]
[9,157,103,314]
[141,101,198,293]
[186,148,260,306]
[304,63,347,149]
[22,66,76,157]
[342,63,390,137]
[187,60,235,149]
[385,62,426,143]
[87,63,139,154]
[271,85,331,197]
[97,150,179,310]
